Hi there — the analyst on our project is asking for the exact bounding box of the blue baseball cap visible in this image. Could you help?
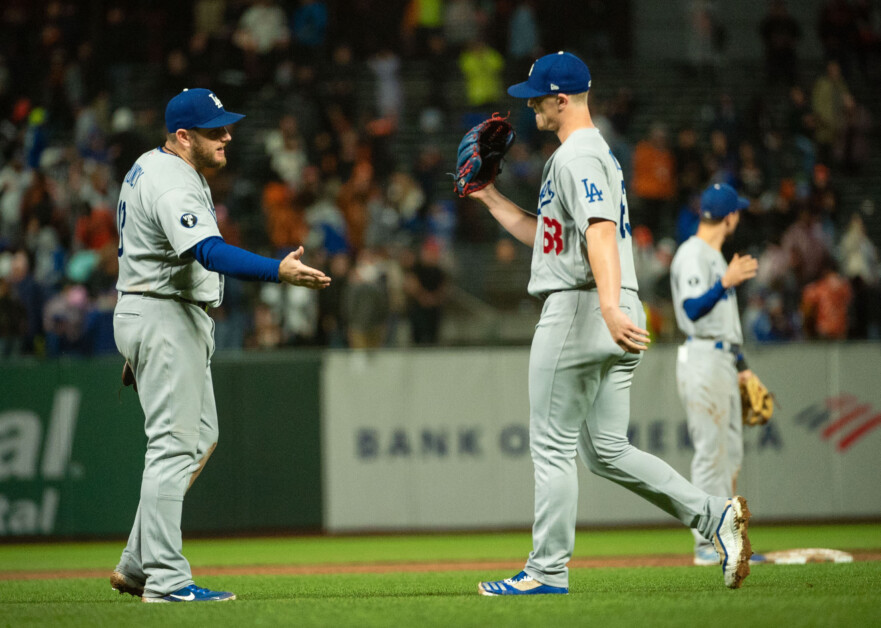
[165,88,245,132]
[700,183,750,219]
[507,51,592,99]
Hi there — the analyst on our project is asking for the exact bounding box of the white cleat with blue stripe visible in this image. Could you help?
[713,495,753,589]
[478,571,569,596]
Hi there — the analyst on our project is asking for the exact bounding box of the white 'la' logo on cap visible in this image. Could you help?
[208,93,223,108]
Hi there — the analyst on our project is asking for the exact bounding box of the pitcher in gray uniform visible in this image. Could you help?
[466,52,753,595]
[110,89,330,603]
[670,183,760,566]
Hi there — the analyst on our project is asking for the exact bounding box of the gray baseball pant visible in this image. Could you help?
[676,340,743,553]
[523,289,729,588]
[113,294,218,597]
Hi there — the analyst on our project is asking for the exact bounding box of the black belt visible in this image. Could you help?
[121,291,210,312]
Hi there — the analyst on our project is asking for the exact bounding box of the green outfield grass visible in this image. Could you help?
[1,524,879,627]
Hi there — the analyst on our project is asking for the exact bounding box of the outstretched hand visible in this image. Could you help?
[602,306,651,354]
[278,246,331,289]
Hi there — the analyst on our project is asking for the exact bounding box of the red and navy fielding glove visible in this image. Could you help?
[454,113,516,197]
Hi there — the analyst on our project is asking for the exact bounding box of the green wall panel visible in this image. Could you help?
[0,352,322,538]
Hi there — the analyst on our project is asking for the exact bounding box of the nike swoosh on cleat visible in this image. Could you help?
[170,592,196,601]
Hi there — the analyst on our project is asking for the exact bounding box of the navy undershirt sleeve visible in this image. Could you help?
[191,236,281,283]
[682,279,726,321]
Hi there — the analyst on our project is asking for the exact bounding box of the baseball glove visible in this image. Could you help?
[122,361,138,393]
[454,113,515,197]
[740,373,773,426]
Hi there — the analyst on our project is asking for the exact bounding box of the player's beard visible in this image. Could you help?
[191,136,227,170]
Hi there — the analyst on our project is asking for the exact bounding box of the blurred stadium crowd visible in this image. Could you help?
[0,0,880,358]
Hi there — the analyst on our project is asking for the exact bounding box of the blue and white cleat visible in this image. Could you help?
[713,495,752,589]
[693,546,721,566]
[478,571,568,596]
[142,584,236,603]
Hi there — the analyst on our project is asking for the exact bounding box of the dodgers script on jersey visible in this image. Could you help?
[528,128,638,299]
[670,236,743,344]
[116,148,224,306]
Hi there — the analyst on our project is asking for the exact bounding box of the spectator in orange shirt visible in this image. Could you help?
[801,257,853,339]
[262,181,309,252]
[336,162,378,252]
[631,122,677,238]
[74,203,116,251]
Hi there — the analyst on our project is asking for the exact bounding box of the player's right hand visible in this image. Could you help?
[602,306,651,354]
[279,246,331,289]
[722,253,758,288]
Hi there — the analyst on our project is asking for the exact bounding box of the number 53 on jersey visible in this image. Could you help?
[540,178,631,256]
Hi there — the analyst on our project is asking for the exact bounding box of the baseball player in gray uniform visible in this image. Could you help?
[670,183,759,565]
[466,52,753,595]
[109,88,330,603]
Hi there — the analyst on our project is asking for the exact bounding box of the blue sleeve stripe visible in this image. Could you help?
[682,279,726,321]
[192,236,280,283]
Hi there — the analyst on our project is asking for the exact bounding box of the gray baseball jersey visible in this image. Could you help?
[520,128,728,589]
[116,148,224,306]
[670,236,742,345]
[528,128,638,299]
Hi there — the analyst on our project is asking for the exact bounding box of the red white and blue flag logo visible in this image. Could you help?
[795,394,881,452]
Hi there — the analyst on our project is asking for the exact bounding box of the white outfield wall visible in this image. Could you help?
[321,344,881,532]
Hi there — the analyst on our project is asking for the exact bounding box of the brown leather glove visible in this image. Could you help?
[740,373,773,426]
[122,361,138,393]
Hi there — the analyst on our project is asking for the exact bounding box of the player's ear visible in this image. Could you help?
[175,128,191,146]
